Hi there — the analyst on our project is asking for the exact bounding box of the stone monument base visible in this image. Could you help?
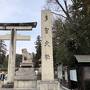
[14,67,37,89]
[2,82,14,88]
[37,80,59,90]
[14,80,37,89]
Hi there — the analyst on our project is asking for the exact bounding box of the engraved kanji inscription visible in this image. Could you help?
[45,27,49,34]
[45,54,50,60]
[45,15,48,21]
[44,41,50,47]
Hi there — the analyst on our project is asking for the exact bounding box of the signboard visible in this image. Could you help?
[57,65,62,79]
[70,70,77,81]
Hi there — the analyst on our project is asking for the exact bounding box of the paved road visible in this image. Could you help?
[0,87,63,90]
[0,88,35,90]
[0,84,71,90]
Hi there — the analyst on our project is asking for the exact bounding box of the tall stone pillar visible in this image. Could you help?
[41,10,54,81]
[8,29,16,84]
[38,10,59,90]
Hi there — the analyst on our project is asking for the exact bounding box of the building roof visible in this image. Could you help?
[75,55,90,63]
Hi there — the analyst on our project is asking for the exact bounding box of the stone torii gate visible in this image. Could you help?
[0,22,37,85]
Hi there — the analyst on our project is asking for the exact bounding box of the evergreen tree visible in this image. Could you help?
[0,40,7,68]
[16,54,22,67]
[47,0,90,65]
[34,35,41,67]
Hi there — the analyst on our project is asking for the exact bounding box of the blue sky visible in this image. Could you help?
[0,0,46,54]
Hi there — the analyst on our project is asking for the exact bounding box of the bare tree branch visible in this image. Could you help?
[64,0,69,13]
[51,11,67,18]
[55,0,72,22]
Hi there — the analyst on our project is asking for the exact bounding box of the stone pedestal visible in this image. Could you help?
[14,67,37,89]
[14,48,37,89]
[37,80,59,90]
[8,29,16,84]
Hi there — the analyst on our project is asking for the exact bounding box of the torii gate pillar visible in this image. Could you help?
[8,29,16,83]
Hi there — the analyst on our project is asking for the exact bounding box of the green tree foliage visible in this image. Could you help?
[15,54,22,67]
[34,35,41,67]
[53,19,78,65]
[35,35,41,60]
[47,0,90,65]
[6,54,22,68]
[0,40,7,68]
[64,0,90,54]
